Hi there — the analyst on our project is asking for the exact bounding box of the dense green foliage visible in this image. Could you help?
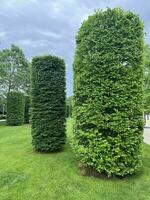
[24,95,30,124]
[0,45,30,98]
[66,96,72,118]
[31,55,66,152]
[73,8,144,176]
[7,91,25,126]
[144,44,150,113]
[0,115,6,120]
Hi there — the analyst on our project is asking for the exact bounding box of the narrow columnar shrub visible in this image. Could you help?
[7,91,25,126]
[66,97,72,118]
[24,95,30,124]
[73,8,144,177]
[31,55,66,152]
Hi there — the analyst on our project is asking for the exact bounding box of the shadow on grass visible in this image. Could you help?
[31,139,72,156]
[76,161,144,182]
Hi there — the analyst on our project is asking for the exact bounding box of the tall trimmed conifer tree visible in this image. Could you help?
[73,8,144,176]
[31,55,66,152]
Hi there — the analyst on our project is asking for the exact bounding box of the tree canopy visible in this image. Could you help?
[0,44,30,98]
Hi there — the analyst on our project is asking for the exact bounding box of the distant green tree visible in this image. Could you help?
[7,91,25,126]
[0,44,30,97]
[66,96,72,118]
[0,95,6,115]
[144,44,150,113]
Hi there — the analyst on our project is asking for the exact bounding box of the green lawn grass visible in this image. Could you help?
[0,119,150,200]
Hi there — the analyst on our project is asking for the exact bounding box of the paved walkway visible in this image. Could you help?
[144,128,150,145]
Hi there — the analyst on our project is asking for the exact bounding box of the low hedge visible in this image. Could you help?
[7,91,25,126]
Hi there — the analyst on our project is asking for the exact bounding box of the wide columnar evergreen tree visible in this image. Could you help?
[73,8,144,176]
[7,91,25,126]
[31,55,66,152]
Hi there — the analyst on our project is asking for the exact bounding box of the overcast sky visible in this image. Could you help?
[0,0,150,96]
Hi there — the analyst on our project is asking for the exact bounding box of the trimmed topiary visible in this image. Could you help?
[31,55,66,152]
[24,95,30,124]
[73,8,144,177]
[7,91,25,126]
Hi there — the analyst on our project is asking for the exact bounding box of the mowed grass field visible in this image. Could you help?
[0,119,150,200]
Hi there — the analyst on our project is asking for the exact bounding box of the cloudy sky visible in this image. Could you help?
[0,0,150,96]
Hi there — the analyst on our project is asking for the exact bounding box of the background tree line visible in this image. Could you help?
[0,44,30,117]
[0,43,150,118]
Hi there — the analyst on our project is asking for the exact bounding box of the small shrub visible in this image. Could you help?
[7,91,25,126]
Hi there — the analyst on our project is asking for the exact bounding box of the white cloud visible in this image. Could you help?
[18,39,33,46]
[36,30,61,39]
[0,31,7,38]
[0,0,38,6]
[17,39,47,48]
